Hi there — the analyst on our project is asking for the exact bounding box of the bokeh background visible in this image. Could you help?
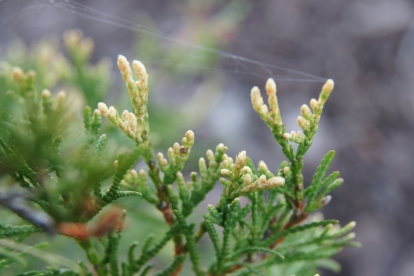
[1,0,413,275]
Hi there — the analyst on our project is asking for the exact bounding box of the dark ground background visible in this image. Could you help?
[1,0,414,275]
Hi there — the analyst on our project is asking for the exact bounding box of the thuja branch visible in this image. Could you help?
[251,79,334,218]
[0,45,358,276]
[97,56,196,270]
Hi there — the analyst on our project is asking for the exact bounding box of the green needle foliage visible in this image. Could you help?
[0,33,359,276]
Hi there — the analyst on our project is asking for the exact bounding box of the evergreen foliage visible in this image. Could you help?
[0,31,359,275]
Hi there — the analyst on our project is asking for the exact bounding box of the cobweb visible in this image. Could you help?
[0,0,327,81]
[0,0,329,159]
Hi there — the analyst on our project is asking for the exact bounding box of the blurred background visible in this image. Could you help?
[0,0,413,275]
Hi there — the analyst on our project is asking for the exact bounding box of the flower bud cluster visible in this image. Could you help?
[157,130,195,173]
[251,78,283,135]
[117,55,149,117]
[162,144,230,216]
[98,102,144,143]
[206,143,229,166]
[99,56,150,143]
[307,79,334,119]
[202,144,231,191]
[220,152,285,198]
[282,130,304,143]
[240,159,285,194]
[239,175,285,194]
[205,144,231,181]
[281,79,334,143]
[220,151,247,185]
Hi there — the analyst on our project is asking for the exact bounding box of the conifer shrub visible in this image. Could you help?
[0,31,359,276]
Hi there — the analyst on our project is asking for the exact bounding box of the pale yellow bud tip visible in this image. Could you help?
[251,86,260,95]
[130,169,138,177]
[217,143,227,151]
[58,91,66,100]
[243,174,252,184]
[322,79,334,93]
[117,55,129,70]
[121,110,129,119]
[98,102,109,115]
[206,149,214,160]
[265,78,276,96]
[251,86,263,109]
[300,104,312,117]
[283,133,291,139]
[310,98,319,110]
[185,130,195,141]
[108,106,117,117]
[297,116,308,129]
[241,166,252,174]
[221,169,232,177]
[41,89,51,98]
[259,105,269,115]
[127,112,136,122]
[268,176,285,187]
[133,60,146,73]
[57,92,66,105]
[236,151,247,166]
[258,161,268,171]
[12,67,24,82]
